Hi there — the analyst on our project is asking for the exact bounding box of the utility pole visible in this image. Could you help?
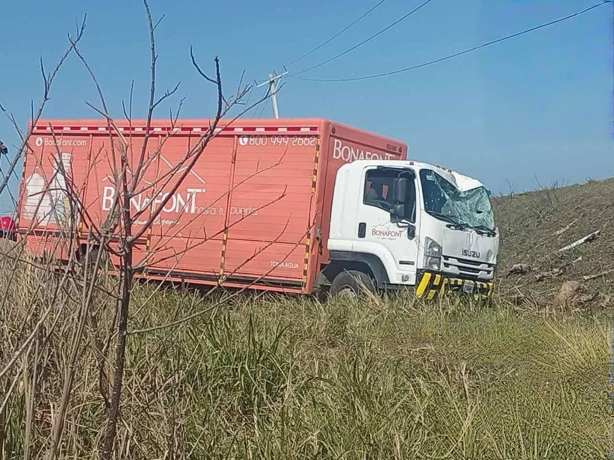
[256,71,287,119]
[269,73,280,119]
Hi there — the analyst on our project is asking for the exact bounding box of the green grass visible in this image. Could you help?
[116,289,609,459]
[1,274,610,459]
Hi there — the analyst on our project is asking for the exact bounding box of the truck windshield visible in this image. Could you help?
[420,169,495,233]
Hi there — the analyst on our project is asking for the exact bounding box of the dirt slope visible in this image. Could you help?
[492,177,614,304]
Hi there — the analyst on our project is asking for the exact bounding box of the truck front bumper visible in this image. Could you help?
[415,271,494,300]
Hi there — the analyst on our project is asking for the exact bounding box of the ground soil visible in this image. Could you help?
[492,177,614,306]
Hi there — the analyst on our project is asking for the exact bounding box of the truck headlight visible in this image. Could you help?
[424,237,442,271]
[425,237,442,257]
[425,256,441,270]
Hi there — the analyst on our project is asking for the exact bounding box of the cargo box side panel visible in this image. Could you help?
[145,135,233,277]
[223,133,319,285]
[81,134,155,267]
[19,131,94,260]
[223,241,307,287]
[302,133,327,294]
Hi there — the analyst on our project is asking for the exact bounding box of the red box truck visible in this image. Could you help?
[17,118,498,298]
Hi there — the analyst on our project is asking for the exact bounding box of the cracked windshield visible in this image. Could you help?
[420,169,495,232]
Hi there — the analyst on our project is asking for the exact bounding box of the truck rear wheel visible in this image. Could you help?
[330,270,376,298]
[81,246,110,275]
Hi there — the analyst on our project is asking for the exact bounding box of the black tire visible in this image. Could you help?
[82,246,109,274]
[330,270,376,298]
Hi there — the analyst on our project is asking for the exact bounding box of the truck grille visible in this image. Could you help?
[442,255,494,279]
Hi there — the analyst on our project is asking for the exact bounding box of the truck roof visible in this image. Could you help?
[30,117,406,148]
[346,159,487,192]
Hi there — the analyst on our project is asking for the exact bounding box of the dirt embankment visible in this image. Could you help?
[493,177,614,307]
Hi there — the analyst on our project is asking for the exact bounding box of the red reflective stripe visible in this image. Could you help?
[32,125,319,133]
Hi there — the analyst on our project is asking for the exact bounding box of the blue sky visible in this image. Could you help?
[0,0,611,213]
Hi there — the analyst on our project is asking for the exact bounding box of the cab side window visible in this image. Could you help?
[364,170,395,212]
[364,168,416,222]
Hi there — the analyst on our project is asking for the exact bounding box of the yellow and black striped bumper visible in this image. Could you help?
[415,271,494,300]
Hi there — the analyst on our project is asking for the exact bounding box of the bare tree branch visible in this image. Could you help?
[0,15,86,197]
[190,47,217,85]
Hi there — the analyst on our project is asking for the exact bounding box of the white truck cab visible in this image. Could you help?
[326,160,499,299]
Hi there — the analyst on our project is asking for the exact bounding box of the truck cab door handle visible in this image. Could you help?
[358,222,366,238]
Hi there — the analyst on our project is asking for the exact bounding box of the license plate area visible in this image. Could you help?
[462,282,475,294]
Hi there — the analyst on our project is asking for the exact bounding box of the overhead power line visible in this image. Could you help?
[284,0,389,68]
[255,93,270,118]
[295,1,610,82]
[290,0,435,77]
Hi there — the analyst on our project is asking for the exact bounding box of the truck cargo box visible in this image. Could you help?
[18,118,406,293]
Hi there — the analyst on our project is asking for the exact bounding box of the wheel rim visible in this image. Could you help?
[337,286,358,299]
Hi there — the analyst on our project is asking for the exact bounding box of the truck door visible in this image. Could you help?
[357,167,420,285]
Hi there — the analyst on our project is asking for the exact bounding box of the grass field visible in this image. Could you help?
[2,177,614,459]
[2,267,610,459]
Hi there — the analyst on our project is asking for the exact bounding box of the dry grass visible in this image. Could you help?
[493,177,614,302]
[0,253,610,459]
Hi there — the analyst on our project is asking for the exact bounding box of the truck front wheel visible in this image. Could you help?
[330,270,376,298]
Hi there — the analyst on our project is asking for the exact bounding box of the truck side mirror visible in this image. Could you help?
[390,177,408,223]
[392,177,407,204]
[390,204,405,223]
